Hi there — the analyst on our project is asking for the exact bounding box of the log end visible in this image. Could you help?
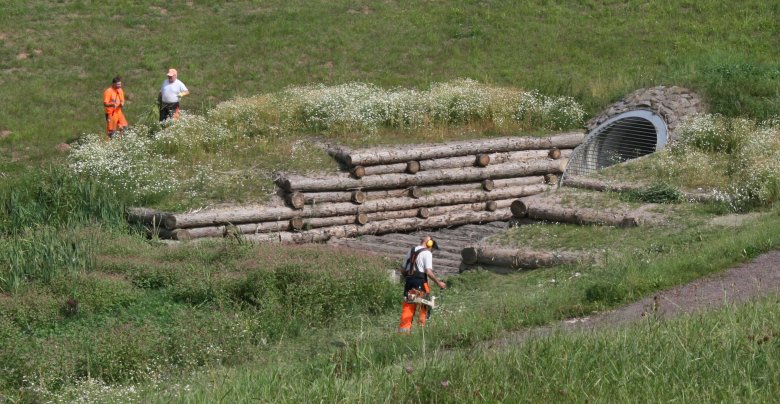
[273,175,295,192]
[351,190,366,204]
[485,201,498,212]
[620,216,639,228]
[355,212,369,225]
[351,166,366,179]
[408,186,423,199]
[287,191,305,209]
[510,199,529,218]
[548,148,562,160]
[461,246,479,265]
[475,154,490,167]
[162,215,177,230]
[170,229,191,241]
[406,161,421,174]
[544,174,559,185]
[290,217,305,230]
[417,207,430,219]
[482,179,495,191]
[557,158,569,173]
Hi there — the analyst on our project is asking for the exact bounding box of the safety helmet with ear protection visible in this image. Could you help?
[425,239,439,250]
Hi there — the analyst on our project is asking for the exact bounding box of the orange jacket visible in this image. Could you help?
[103,87,125,113]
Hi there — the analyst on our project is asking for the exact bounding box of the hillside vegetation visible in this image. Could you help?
[1,1,780,402]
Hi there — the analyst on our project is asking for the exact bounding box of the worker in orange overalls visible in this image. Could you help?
[398,236,446,333]
[103,76,127,139]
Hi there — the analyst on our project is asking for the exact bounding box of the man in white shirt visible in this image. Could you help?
[398,236,447,333]
[158,68,189,122]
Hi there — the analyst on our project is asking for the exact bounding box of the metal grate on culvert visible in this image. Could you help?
[562,109,668,180]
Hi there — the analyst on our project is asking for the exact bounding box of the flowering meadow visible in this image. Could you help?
[649,115,780,211]
[67,80,586,208]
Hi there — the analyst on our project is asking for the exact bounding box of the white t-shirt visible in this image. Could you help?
[160,79,188,103]
[404,246,432,276]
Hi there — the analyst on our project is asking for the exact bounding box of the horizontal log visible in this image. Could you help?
[426,198,514,216]
[363,180,499,201]
[352,161,420,178]
[165,184,548,229]
[491,176,545,189]
[276,159,567,192]
[486,149,573,165]
[364,187,420,200]
[461,246,586,269]
[287,190,366,208]
[511,197,643,227]
[243,209,513,244]
[336,132,584,166]
[127,207,167,226]
[561,175,717,203]
[348,149,574,178]
[155,228,194,241]
[365,208,430,221]
[561,176,642,193]
[171,198,519,240]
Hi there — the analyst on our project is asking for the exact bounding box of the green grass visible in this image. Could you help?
[3,202,779,401]
[124,297,780,403]
[2,0,780,401]
[3,0,780,175]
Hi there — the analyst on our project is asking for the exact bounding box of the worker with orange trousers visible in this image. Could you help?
[398,236,446,333]
[103,76,127,139]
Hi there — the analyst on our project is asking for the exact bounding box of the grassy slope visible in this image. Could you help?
[2,1,779,174]
[2,0,780,401]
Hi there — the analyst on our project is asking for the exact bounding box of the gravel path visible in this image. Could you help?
[482,249,780,348]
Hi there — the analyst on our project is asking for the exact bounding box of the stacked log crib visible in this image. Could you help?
[129,132,584,244]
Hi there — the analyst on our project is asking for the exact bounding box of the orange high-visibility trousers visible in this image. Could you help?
[103,87,126,137]
[106,109,128,136]
[398,282,430,333]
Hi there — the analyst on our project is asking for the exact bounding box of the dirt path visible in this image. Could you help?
[482,249,780,348]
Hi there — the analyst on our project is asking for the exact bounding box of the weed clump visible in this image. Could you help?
[619,184,683,204]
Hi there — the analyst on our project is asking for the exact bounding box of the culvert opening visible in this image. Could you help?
[563,110,667,179]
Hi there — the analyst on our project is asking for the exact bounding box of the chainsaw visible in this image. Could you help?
[405,289,436,309]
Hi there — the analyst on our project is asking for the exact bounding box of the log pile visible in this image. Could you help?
[129,132,584,243]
